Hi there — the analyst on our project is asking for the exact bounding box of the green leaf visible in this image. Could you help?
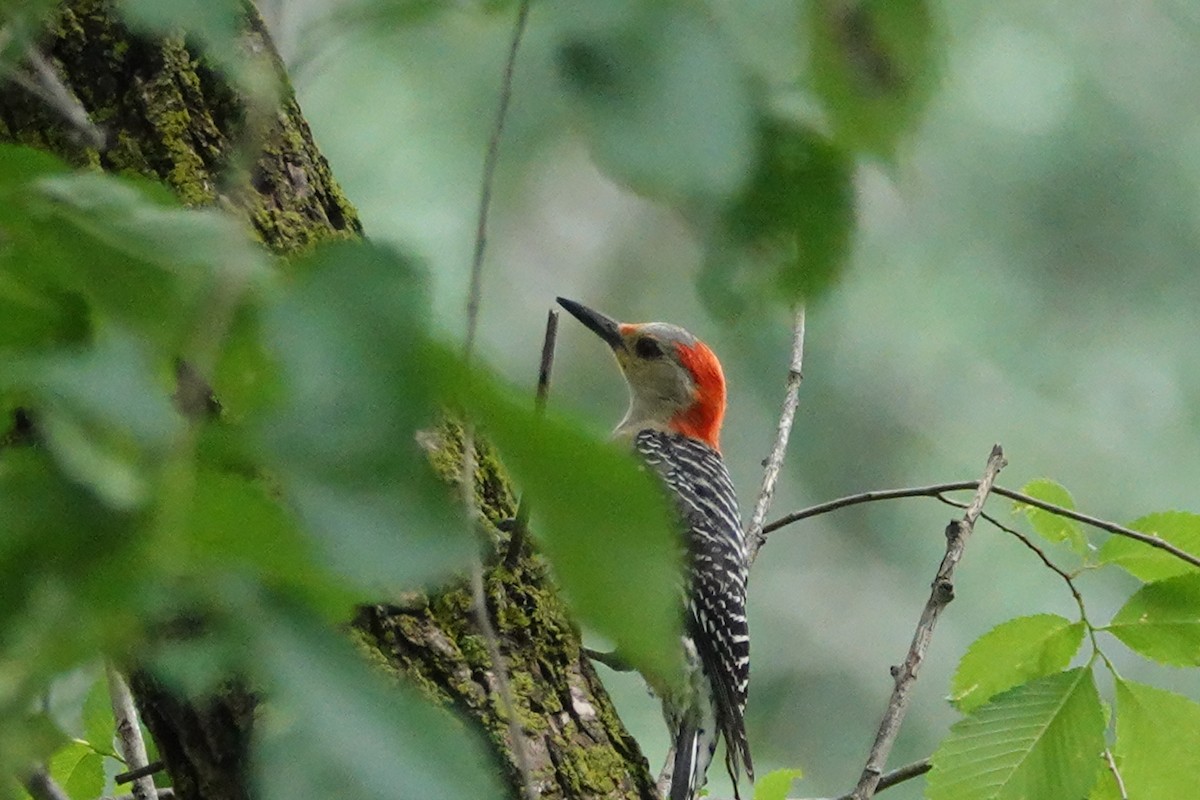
[1114,679,1200,796]
[753,768,804,800]
[253,604,503,800]
[459,372,682,684]
[0,330,181,509]
[1015,479,1088,554]
[950,614,1086,713]
[116,0,244,71]
[927,668,1105,800]
[1087,760,1123,800]
[554,0,754,202]
[1098,511,1200,582]
[34,171,267,286]
[186,468,357,616]
[1107,573,1200,666]
[81,676,117,759]
[1,154,266,356]
[47,742,104,800]
[260,240,470,591]
[807,0,938,159]
[704,117,855,317]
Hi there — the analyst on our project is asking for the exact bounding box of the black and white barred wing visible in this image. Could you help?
[634,429,754,783]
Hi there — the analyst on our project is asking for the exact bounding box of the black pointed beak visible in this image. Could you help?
[556,297,624,350]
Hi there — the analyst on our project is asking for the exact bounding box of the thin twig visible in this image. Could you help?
[458,4,537,797]
[106,664,158,800]
[747,305,806,565]
[504,308,559,567]
[463,0,532,359]
[1103,748,1129,800]
[23,768,70,800]
[988,485,1200,571]
[763,481,1200,572]
[850,445,1006,800]
[115,760,165,785]
[753,757,932,800]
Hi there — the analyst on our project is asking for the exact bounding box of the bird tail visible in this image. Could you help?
[669,723,715,800]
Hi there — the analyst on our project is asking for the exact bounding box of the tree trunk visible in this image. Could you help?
[0,2,656,798]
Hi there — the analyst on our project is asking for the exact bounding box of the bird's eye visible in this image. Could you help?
[635,337,663,359]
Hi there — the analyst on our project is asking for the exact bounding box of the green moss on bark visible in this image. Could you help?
[355,423,657,800]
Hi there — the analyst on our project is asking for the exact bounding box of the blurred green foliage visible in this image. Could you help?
[3,0,1200,798]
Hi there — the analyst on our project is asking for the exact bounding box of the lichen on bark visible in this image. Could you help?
[356,425,656,799]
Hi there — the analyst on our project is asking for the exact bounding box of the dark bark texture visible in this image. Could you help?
[0,2,656,798]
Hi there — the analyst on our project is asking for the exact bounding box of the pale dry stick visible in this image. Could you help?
[1103,748,1129,800]
[3,41,106,149]
[463,0,532,358]
[762,481,1200,572]
[106,663,158,800]
[849,445,1007,800]
[746,305,807,565]
[459,4,537,796]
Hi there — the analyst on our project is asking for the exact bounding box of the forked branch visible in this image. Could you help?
[849,445,1006,800]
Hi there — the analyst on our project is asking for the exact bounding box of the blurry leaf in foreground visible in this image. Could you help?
[808,0,938,159]
[1099,511,1200,582]
[0,330,180,509]
[928,668,1104,800]
[1114,679,1200,796]
[187,468,357,617]
[950,614,1085,713]
[553,0,754,202]
[0,448,139,635]
[261,240,469,592]
[702,118,854,317]
[454,363,682,685]
[116,0,247,78]
[254,604,502,800]
[0,150,267,356]
[1015,479,1088,554]
[753,768,803,800]
[1107,573,1200,666]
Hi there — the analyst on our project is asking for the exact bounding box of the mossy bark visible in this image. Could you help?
[1,2,655,798]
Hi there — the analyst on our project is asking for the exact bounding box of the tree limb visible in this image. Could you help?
[763,481,1200,571]
[107,664,158,800]
[747,305,807,565]
[849,445,1006,799]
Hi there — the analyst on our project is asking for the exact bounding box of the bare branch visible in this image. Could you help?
[463,0,532,359]
[23,768,70,800]
[504,307,559,567]
[763,481,979,534]
[849,445,1006,800]
[106,664,158,800]
[764,481,1200,572]
[747,305,806,565]
[115,760,165,786]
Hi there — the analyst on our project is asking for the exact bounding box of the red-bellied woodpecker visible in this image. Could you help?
[557,297,753,800]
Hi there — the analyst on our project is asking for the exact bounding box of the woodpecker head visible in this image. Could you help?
[557,297,727,450]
